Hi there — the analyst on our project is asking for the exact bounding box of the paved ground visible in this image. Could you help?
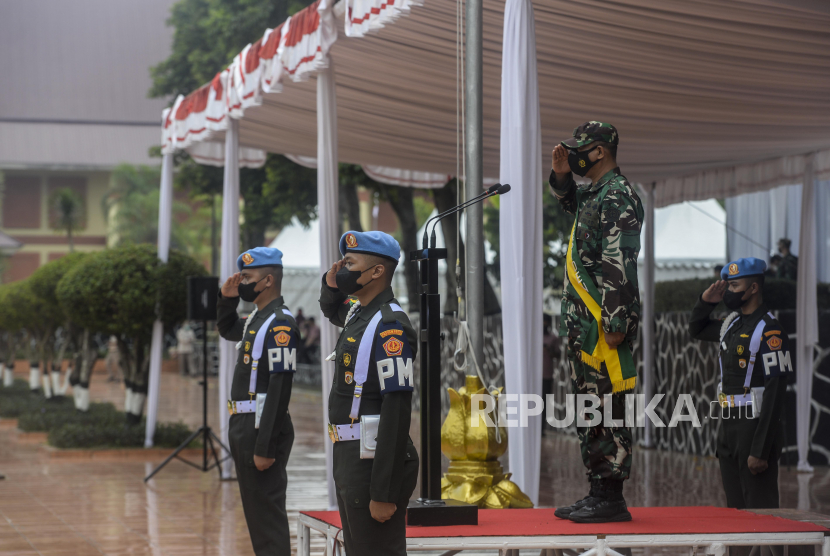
[0,368,827,555]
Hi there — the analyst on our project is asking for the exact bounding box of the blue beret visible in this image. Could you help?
[721,257,766,280]
[237,247,283,271]
[339,231,400,263]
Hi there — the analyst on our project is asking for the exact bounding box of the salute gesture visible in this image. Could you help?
[702,280,727,304]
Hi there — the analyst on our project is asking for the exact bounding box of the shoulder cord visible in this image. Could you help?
[326,301,362,362]
[453,319,501,443]
[235,306,259,350]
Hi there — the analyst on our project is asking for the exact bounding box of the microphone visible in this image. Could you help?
[427,183,511,248]
[421,183,502,249]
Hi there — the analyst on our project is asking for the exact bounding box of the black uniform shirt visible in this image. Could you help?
[689,297,791,459]
[319,276,418,503]
[217,294,299,459]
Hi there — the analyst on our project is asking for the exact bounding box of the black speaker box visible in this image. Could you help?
[187,276,219,321]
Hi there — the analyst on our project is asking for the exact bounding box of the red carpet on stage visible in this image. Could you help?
[302,507,828,538]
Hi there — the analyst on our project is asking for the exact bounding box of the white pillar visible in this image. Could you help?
[795,153,818,473]
[499,0,542,505]
[317,62,340,510]
[219,118,241,479]
[144,153,174,448]
[642,182,655,448]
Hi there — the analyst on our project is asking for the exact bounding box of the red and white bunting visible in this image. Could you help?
[344,0,422,38]
[161,0,338,156]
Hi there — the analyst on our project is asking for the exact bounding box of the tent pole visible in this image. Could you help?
[144,153,174,448]
[643,182,656,449]
[317,62,341,509]
[465,0,484,365]
[218,117,241,480]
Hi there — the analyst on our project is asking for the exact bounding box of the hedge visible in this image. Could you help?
[0,380,194,449]
[654,278,830,313]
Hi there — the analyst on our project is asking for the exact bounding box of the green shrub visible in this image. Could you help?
[654,278,830,313]
[0,379,194,449]
[48,421,194,449]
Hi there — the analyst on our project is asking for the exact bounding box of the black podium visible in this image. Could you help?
[406,246,478,526]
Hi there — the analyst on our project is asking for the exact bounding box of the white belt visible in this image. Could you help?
[228,400,257,415]
[328,423,360,442]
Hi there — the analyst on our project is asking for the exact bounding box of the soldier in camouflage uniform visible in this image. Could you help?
[549,122,643,523]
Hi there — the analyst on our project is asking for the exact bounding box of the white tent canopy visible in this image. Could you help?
[148,0,830,499]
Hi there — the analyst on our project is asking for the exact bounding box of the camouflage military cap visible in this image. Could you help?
[560,121,619,149]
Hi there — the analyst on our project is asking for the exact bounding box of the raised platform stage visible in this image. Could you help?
[297,507,829,556]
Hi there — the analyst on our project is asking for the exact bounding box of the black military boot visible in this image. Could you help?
[554,478,602,519]
[568,479,632,523]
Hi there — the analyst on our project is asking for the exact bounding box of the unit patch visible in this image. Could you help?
[737,345,745,355]
[380,329,403,338]
[764,330,781,337]
[739,359,747,369]
[273,325,291,332]
[343,353,352,367]
[243,354,251,365]
[344,371,354,384]
[242,253,254,265]
[767,336,782,351]
[244,341,251,352]
[383,337,404,357]
[275,331,291,347]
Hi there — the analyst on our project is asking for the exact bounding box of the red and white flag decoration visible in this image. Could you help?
[344,0,422,37]
[161,0,338,158]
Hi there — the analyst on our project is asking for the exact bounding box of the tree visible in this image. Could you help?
[28,253,89,398]
[57,245,207,423]
[150,0,318,250]
[0,282,27,384]
[103,164,212,260]
[49,189,84,252]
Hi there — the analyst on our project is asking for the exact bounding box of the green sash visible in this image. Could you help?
[566,215,637,393]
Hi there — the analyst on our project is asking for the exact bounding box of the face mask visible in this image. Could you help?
[567,145,599,177]
[722,288,749,311]
[238,277,267,303]
[335,266,375,295]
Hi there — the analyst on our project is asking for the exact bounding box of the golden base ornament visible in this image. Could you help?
[439,375,533,509]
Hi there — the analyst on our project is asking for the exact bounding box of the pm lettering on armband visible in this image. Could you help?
[762,350,793,375]
[267,347,297,371]
[377,357,414,389]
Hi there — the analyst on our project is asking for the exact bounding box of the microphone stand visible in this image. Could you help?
[406,183,510,527]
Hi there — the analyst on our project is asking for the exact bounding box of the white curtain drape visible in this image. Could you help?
[218,118,241,479]
[796,155,818,472]
[725,191,771,262]
[817,181,830,283]
[499,0,542,506]
[144,152,174,448]
[726,184,805,264]
[317,63,340,509]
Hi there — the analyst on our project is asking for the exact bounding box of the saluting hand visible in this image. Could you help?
[326,260,346,289]
[551,145,570,176]
[370,500,397,523]
[221,273,243,298]
[702,280,727,304]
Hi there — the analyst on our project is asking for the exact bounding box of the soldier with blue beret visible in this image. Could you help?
[216,246,301,555]
[690,257,792,509]
[320,230,419,556]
